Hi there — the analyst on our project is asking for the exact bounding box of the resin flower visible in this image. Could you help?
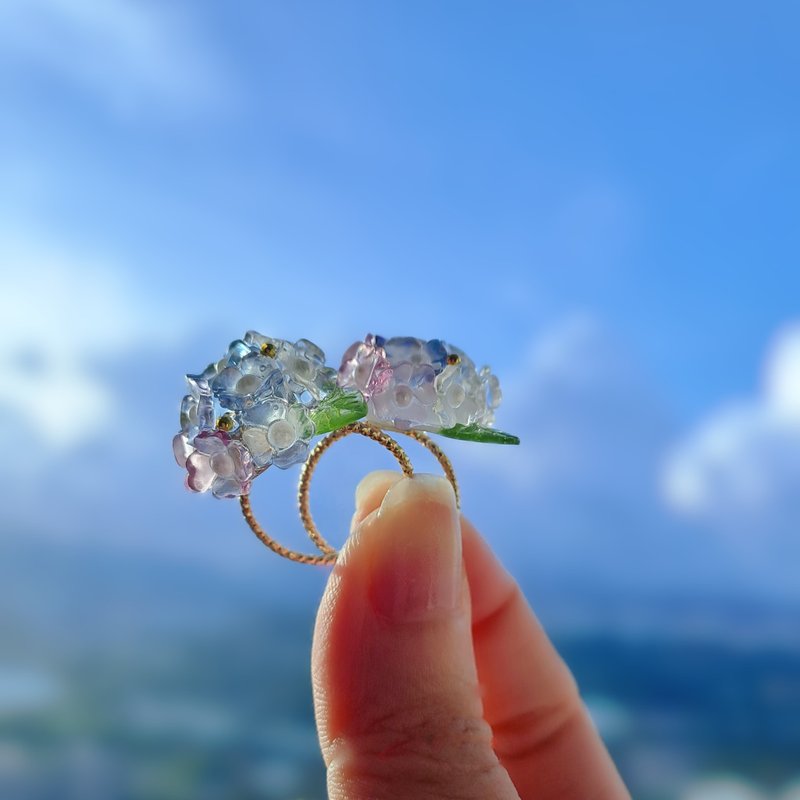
[338,334,518,444]
[172,432,193,469]
[173,331,369,499]
[243,332,337,403]
[370,359,440,431]
[179,389,215,440]
[211,346,286,411]
[240,398,316,469]
[182,430,254,498]
[433,345,497,429]
[384,336,448,372]
[338,333,393,398]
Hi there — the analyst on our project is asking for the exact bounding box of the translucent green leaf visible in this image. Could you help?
[310,389,368,435]
[438,423,520,445]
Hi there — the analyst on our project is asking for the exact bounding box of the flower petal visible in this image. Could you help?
[172,433,193,468]
[211,476,250,498]
[241,427,271,465]
[193,430,229,455]
[271,439,309,469]
[186,452,215,492]
[228,440,254,481]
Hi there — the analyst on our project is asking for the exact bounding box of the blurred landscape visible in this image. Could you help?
[1,1,799,798]
[2,534,799,800]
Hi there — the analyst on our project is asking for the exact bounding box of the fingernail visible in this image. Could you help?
[354,470,402,511]
[364,474,461,623]
[351,470,403,532]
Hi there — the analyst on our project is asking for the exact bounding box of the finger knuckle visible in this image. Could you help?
[328,703,507,799]
[493,694,586,764]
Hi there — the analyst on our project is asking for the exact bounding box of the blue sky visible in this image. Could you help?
[1,1,799,612]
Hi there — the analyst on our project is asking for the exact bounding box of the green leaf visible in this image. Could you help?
[438,423,520,445]
[310,389,368,435]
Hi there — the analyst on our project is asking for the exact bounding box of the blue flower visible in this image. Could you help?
[240,399,316,469]
[244,332,336,403]
[211,351,286,410]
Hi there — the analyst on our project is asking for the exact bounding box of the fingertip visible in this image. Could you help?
[351,469,403,528]
[377,472,456,517]
[365,474,461,623]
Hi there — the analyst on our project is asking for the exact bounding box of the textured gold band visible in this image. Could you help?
[239,422,459,565]
[240,492,337,565]
[298,422,414,555]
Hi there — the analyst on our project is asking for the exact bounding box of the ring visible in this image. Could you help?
[172,331,517,565]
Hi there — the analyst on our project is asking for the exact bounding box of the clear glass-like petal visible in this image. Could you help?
[384,336,425,365]
[242,427,273,468]
[295,338,325,364]
[212,356,284,409]
[242,398,288,427]
[480,368,502,411]
[193,430,229,456]
[338,336,392,398]
[180,394,198,433]
[271,438,310,469]
[172,433,192,468]
[228,440,254,482]
[186,452,215,492]
[211,366,241,395]
[243,330,273,350]
[411,364,437,405]
[226,339,253,366]
[185,375,207,398]
[211,476,250,498]
[197,394,215,431]
[424,339,448,371]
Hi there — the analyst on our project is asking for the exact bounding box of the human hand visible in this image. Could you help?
[312,472,631,799]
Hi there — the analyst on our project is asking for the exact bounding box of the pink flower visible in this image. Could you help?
[178,430,254,498]
[338,334,393,398]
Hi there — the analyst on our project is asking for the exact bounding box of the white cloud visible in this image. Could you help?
[447,317,800,602]
[0,236,181,452]
[0,0,232,115]
[765,323,800,417]
[460,315,671,502]
[662,323,800,526]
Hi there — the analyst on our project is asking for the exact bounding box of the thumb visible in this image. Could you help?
[312,473,519,800]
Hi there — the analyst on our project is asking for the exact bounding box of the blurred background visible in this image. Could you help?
[1,1,799,798]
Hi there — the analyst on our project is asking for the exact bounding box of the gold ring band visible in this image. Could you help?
[240,422,460,564]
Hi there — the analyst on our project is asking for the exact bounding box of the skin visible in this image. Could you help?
[312,471,631,800]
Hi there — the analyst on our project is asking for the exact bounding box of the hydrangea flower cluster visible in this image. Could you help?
[174,331,517,500]
[172,332,337,498]
[338,334,503,434]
